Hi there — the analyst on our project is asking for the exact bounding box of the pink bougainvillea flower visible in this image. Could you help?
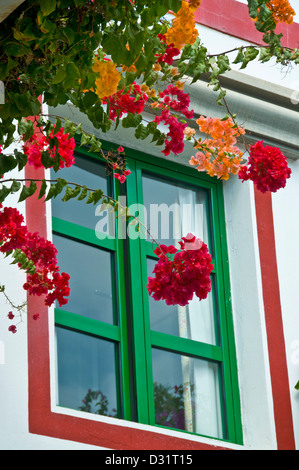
[238,141,291,193]
[8,325,17,334]
[0,204,70,310]
[147,234,214,307]
[23,128,75,170]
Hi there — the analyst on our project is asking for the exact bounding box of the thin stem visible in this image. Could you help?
[0,177,160,247]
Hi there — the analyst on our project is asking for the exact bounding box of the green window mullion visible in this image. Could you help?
[122,159,151,425]
[112,177,133,422]
[133,162,159,425]
[55,309,121,341]
[150,330,223,362]
[209,183,243,444]
[52,217,117,252]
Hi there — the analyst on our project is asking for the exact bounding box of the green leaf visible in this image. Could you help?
[38,180,47,199]
[40,150,55,168]
[52,67,67,85]
[80,133,91,147]
[10,180,21,193]
[0,185,11,203]
[61,185,81,202]
[247,0,258,18]
[53,118,62,135]
[86,191,95,204]
[93,189,104,205]
[122,113,142,129]
[77,185,88,201]
[18,181,37,202]
[40,0,57,16]
[14,150,28,171]
[295,381,299,391]
[18,119,34,141]
[0,153,18,175]
[45,178,67,201]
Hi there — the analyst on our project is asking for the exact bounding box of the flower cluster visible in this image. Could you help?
[238,141,292,193]
[165,0,199,49]
[7,310,40,335]
[104,82,147,120]
[92,57,121,99]
[113,146,131,184]
[189,116,245,180]
[0,204,70,325]
[153,84,194,156]
[266,0,295,24]
[147,233,214,307]
[156,34,180,65]
[23,127,75,170]
[158,84,194,119]
[154,110,187,156]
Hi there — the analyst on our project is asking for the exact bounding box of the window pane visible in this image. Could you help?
[152,348,225,440]
[53,234,116,324]
[147,258,217,345]
[142,173,212,253]
[51,154,111,233]
[55,327,121,418]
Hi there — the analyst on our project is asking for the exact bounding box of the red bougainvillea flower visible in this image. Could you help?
[23,127,75,170]
[238,141,291,193]
[8,325,17,334]
[147,233,214,307]
[156,34,180,65]
[104,82,147,121]
[0,203,70,311]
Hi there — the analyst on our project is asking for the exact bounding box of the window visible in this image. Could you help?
[51,145,243,444]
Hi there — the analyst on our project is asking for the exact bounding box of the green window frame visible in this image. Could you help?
[52,144,243,445]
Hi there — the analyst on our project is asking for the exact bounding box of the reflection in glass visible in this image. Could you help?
[53,234,116,324]
[152,348,225,439]
[142,173,211,253]
[147,258,217,345]
[51,154,110,233]
[55,327,120,417]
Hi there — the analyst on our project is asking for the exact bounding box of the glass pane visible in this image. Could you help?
[142,173,212,253]
[53,234,116,324]
[55,327,120,418]
[147,258,217,345]
[51,154,112,234]
[152,348,225,440]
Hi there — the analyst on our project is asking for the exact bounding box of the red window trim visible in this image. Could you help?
[254,188,295,451]
[197,0,299,49]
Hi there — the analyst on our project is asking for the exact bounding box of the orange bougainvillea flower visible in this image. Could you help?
[188,0,201,11]
[165,0,199,49]
[92,57,121,99]
[189,116,245,180]
[266,0,295,24]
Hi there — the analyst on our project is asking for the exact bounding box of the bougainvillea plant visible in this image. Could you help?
[0,0,297,332]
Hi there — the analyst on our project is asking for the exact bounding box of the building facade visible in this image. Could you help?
[0,0,298,450]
